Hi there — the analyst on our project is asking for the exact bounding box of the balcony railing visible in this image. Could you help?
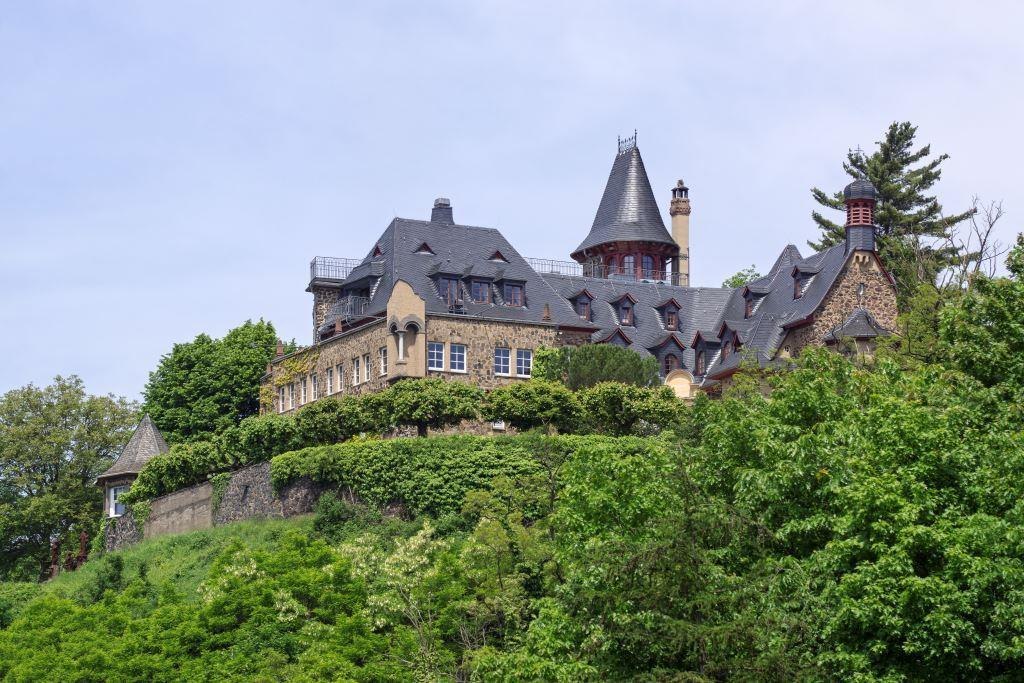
[525,257,684,286]
[310,256,362,282]
[335,295,369,322]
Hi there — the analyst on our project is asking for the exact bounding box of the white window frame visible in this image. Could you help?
[311,373,319,400]
[379,346,388,376]
[494,347,511,376]
[362,354,371,382]
[428,341,445,371]
[450,343,467,373]
[352,357,360,385]
[288,383,295,409]
[300,377,307,405]
[326,367,334,395]
[516,349,533,377]
[336,364,343,393]
[278,386,286,413]
[109,485,128,517]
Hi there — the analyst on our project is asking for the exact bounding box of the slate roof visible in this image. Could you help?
[701,241,856,379]
[823,308,890,342]
[572,145,678,257]
[96,414,169,483]
[320,214,594,337]
[541,273,733,371]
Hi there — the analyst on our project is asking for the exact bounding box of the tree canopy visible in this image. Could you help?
[533,344,661,390]
[721,264,762,288]
[142,320,286,444]
[0,376,137,580]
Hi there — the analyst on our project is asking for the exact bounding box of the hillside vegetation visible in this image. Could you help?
[2,346,1024,681]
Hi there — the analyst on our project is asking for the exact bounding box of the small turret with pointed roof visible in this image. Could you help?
[96,414,169,485]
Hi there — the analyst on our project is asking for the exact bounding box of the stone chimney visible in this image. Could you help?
[431,197,454,224]
[843,178,877,253]
[275,339,285,357]
[669,180,691,286]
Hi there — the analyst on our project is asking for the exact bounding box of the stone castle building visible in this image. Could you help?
[262,138,897,413]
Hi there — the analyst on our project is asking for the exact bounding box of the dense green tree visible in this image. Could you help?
[577,382,682,435]
[532,344,660,390]
[721,264,762,288]
[941,233,1024,393]
[142,320,287,443]
[0,376,137,580]
[811,121,972,302]
[371,378,482,436]
[482,380,580,433]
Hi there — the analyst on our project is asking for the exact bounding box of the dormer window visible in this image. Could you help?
[488,250,508,263]
[470,280,491,303]
[439,276,460,305]
[663,353,679,375]
[373,244,383,257]
[415,242,435,255]
[620,301,634,325]
[665,309,678,330]
[695,348,706,375]
[793,271,804,300]
[576,297,591,320]
[503,282,524,307]
[744,293,754,318]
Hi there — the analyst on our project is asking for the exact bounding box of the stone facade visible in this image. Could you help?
[263,296,588,413]
[778,250,898,356]
[104,510,142,551]
[145,481,214,539]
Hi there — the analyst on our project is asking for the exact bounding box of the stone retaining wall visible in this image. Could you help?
[104,461,322,552]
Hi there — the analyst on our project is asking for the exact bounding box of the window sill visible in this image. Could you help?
[428,366,445,372]
[516,373,532,378]
[495,372,512,377]
[450,369,468,374]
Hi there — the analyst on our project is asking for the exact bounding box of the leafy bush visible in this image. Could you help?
[218,412,298,466]
[271,435,639,518]
[577,382,683,435]
[293,395,371,445]
[533,344,661,389]
[121,441,226,505]
[482,380,580,433]
[372,378,483,436]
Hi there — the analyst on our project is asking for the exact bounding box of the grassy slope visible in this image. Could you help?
[0,516,313,623]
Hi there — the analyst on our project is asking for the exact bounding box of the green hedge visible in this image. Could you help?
[270,434,650,518]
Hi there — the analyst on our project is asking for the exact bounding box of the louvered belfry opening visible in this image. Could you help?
[846,199,874,227]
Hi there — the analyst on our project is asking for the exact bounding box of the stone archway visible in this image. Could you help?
[664,369,696,401]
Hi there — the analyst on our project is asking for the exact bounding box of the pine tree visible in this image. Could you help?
[810,121,972,300]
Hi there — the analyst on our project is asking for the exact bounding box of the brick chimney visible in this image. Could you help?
[843,178,877,253]
[431,197,454,224]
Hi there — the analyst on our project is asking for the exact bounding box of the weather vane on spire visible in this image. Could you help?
[617,129,638,154]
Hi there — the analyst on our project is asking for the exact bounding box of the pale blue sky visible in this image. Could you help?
[2,1,1021,400]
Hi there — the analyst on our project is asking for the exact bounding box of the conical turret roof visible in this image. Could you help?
[96,414,170,483]
[572,144,677,258]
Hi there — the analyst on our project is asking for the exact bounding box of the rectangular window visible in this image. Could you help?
[109,485,128,517]
[440,277,460,305]
[494,347,511,375]
[362,354,370,382]
[300,378,307,405]
[336,364,343,392]
[326,368,334,395]
[450,343,466,372]
[288,383,295,409]
[470,280,490,303]
[379,346,388,376]
[428,341,445,371]
[666,310,677,330]
[577,299,590,319]
[352,357,360,384]
[516,349,533,377]
[503,283,524,306]
[278,386,286,413]
[311,373,319,401]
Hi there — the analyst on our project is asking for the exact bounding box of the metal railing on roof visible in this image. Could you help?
[524,256,684,286]
[335,295,369,322]
[310,256,362,282]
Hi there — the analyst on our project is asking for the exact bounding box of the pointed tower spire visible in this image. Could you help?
[571,138,682,284]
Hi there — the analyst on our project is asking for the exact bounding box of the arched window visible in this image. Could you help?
[622,255,635,276]
[642,255,655,278]
[663,353,679,375]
